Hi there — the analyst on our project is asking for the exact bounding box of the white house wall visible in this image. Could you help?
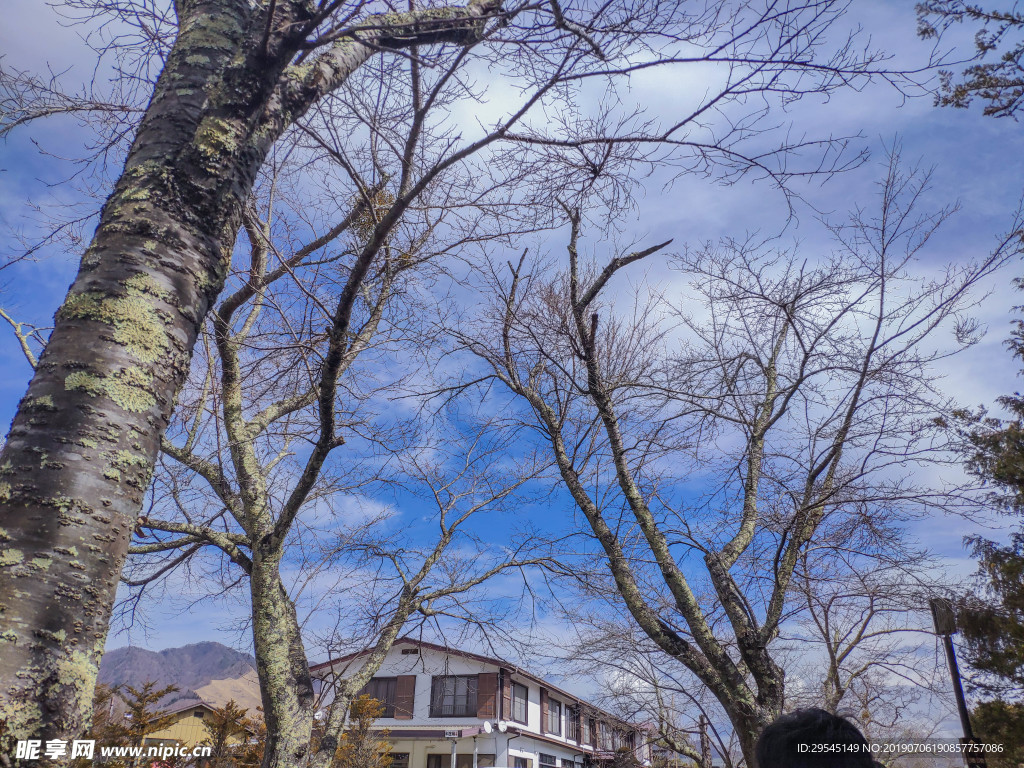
[311,642,650,768]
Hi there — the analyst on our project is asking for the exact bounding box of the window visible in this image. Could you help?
[598,722,614,751]
[194,710,204,719]
[513,759,533,768]
[566,706,580,741]
[511,682,528,724]
[392,755,410,768]
[611,728,631,750]
[430,675,478,717]
[563,761,576,768]
[401,648,419,655]
[546,698,562,736]
[539,753,557,767]
[583,718,594,745]
[357,677,397,718]
[427,755,495,768]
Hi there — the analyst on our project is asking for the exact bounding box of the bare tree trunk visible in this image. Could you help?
[699,715,712,768]
[467,157,1015,767]
[0,0,497,744]
[250,553,316,768]
[724,707,767,768]
[0,1,275,736]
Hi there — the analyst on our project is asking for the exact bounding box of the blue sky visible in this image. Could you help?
[2,0,1023,739]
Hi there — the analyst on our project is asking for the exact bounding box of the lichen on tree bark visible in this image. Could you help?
[0,0,500,749]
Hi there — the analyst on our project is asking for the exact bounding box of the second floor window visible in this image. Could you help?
[430,675,478,717]
[598,722,614,751]
[427,755,495,768]
[566,705,580,741]
[546,698,562,735]
[358,677,397,718]
[511,682,528,724]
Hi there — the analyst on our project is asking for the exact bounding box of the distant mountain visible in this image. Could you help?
[99,642,262,713]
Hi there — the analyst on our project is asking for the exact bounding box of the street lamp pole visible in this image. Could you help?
[930,597,985,768]
[939,631,975,740]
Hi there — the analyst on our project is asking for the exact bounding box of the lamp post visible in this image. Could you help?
[929,597,986,768]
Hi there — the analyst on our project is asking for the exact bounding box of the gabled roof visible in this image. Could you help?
[157,700,259,735]
[161,700,218,717]
[310,637,634,729]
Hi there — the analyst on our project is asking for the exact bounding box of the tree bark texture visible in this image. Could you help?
[250,551,316,768]
[0,0,496,745]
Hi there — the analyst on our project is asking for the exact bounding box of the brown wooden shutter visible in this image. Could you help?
[500,673,512,720]
[477,673,498,719]
[540,687,549,733]
[395,675,416,719]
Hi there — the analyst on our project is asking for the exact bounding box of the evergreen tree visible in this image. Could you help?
[332,696,392,768]
[957,532,1024,694]
[200,699,250,767]
[956,297,1024,696]
[237,713,266,768]
[916,1,1024,118]
[118,682,181,745]
[609,748,644,768]
[94,682,180,768]
[972,700,1024,767]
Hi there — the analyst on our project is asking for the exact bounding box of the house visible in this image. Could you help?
[144,701,219,748]
[310,638,651,768]
[142,700,252,749]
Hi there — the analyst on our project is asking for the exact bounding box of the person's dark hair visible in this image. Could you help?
[755,708,878,768]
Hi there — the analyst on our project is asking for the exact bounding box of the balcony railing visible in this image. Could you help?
[429,701,478,718]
